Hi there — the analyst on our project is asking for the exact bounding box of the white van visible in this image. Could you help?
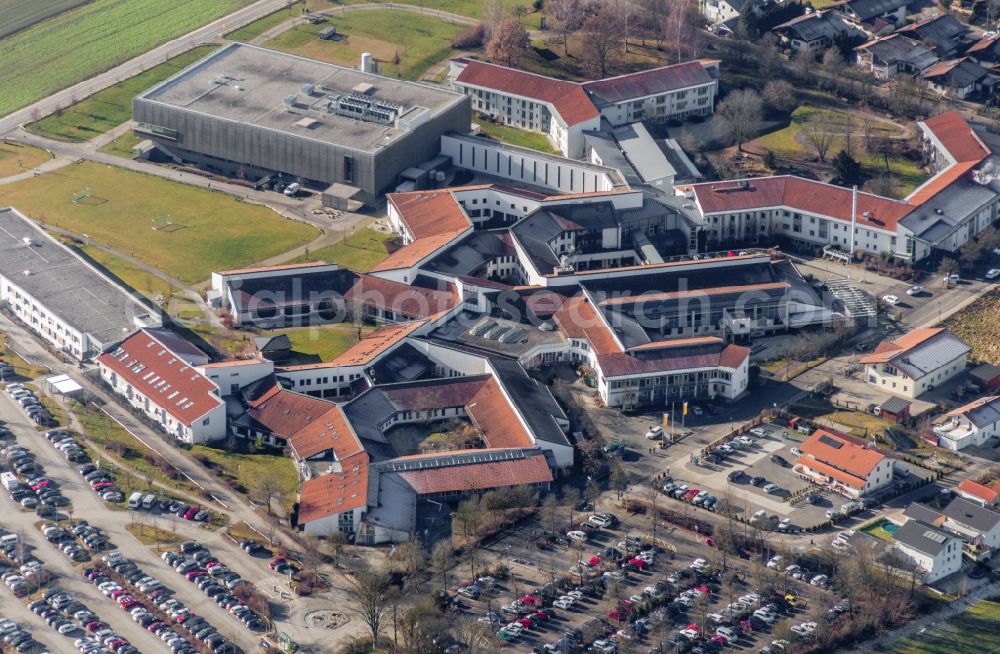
[0,472,19,491]
[141,494,156,510]
[566,530,588,543]
[127,492,144,510]
[0,534,19,548]
[283,182,301,197]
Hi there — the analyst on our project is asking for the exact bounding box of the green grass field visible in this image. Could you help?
[190,445,299,512]
[271,324,375,364]
[25,46,217,143]
[289,227,390,272]
[477,122,558,154]
[336,0,533,18]
[263,10,463,80]
[751,104,926,197]
[98,133,144,159]
[0,162,318,284]
[0,0,252,118]
[891,599,1000,653]
[77,245,175,305]
[224,1,334,41]
[0,0,89,40]
[0,141,51,177]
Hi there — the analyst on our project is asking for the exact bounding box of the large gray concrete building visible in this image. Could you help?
[133,43,471,205]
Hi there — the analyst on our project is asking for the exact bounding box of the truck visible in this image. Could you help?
[127,492,144,510]
[0,472,18,491]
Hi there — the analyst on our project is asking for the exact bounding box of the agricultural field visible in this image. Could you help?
[0,161,318,284]
[944,289,1000,365]
[289,227,391,272]
[890,599,1000,654]
[477,121,558,154]
[26,45,217,142]
[0,0,89,40]
[0,141,51,178]
[262,10,463,80]
[0,0,252,118]
[749,104,927,197]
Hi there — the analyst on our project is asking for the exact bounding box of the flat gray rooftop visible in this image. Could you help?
[139,42,467,154]
[0,208,159,346]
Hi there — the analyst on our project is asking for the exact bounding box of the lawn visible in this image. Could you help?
[25,46,217,143]
[750,104,927,197]
[335,0,533,17]
[477,121,558,154]
[944,289,1000,365]
[98,133,144,159]
[790,398,892,438]
[0,0,253,118]
[0,161,318,284]
[263,10,463,80]
[77,245,175,305]
[891,599,1000,654]
[288,227,391,272]
[269,324,375,365]
[190,445,299,512]
[0,141,51,178]
[860,518,898,542]
[0,0,89,40]
[518,35,665,81]
[125,522,186,546]
[224,0,335,41]
[0,333,49,380]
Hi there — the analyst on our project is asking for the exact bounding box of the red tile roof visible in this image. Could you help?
[583,61,713,105]
[797,455,868,489]
[398,452,551,495]
[344,274,458,318]
[246,386,363,461]
[920,111,990,164]
[455,60,599,126]
[387,190,472,240]
[369,227,471,272]
[687,176,912,231]
[597,343,748,378]
[800,429,885,478]
[957,479,1000,504]
[326,321,425,367]
[860,327,944,364]
[298,453,369,523]
[626,336,724,352]
[552,294,620,356]
[98,330,223,427]
[905,160,978,206]
[600,282,790,306]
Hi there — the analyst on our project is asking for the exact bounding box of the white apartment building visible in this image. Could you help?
[894,519,963,584]
[862,328,970,399]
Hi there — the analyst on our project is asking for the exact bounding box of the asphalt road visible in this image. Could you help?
[0,0,292,135]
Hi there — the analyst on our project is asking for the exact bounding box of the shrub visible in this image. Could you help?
[451,22,486,49]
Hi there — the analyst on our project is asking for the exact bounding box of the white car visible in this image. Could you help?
[707,612,725,624]
[987,269,1000,280]
[881,294,900,305]
[790,447,802,456]
[553,598,573,609]
[790,625,809,636]
[737,436,754,447]
[810,574,829,587]
[690,557,707,570]
[566,530,587,542]
[906,285,923,295]
[766,555,783,569]
[800,621,818,633]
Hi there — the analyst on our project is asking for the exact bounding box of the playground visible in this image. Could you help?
[0,161,317,283]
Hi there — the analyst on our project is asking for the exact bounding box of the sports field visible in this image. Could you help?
[0,0,252,117]
[0,0,89,40]
[26,46,217,142]
[0,162,317,284]
[263,10,463,80]
[891,599,1000,654]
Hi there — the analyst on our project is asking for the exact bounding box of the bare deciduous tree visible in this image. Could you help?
[803,119,837,163]
[547,0,582,55]
[716,89,762,151]
[486,17,530,67]
[347,570,391,647]
[580,7,623,78]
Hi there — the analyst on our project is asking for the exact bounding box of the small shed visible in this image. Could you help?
[970,364,1000,391]
[317,26,338,40]
[45,374,83,398]
[254,334,292,363]
[879,396,911,424]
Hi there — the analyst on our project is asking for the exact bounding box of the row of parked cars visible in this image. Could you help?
[45,429,91,465]
[29,585,139,654]
[164,541,265,632]
[5,384,53,426]
[73,462,125,505]
[95,550,242,654]
[4,443,71,511]
[40,520,109,562]
[661,478,720,511]
[0,617,44,653]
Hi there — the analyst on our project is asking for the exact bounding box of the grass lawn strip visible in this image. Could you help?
[125,522,186,546]
[263,10,463,80]
[0,161,318,284]
[477,122,558,154]
[0,0,252,117]
[25,46,218,143]
[191,445,299,513]
[288,227,391,272]
[272,324,375,364]
[891,599,1000,653]
[76,245,175,305]
[0,142,52,178]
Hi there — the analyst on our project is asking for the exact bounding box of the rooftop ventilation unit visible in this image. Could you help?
[283,95,298,111]
[333,93,401,125]
[301,83,315,95]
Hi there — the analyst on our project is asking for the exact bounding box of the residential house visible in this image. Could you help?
[254,334,292,363]
[833,0,911,29]
[966,33,1000,66]
[699,0,756,26]
[855,34,938,80]
[934,395,1000,450]
[773,10,862,53]
[956,479,1000,507]
[861,328,970,399]
[97,329,226,444]
[795,428,895,497]
[893,519,963,583]
[898,14,970,57]
[922,57,991,99]
[941,497,1000,559]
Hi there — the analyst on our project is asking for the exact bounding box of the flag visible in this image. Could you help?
[662,413,669,429]
[683,401,688,416]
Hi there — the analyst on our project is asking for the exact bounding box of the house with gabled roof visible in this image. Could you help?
[934,396,1000,450]
[795,428,894,497]
[861,327,970,399]
[956,478,1000,506]
[855,34,938,80]
[893,518,963,583]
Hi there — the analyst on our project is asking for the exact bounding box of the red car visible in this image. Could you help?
[517,617,534,629]
[530,611,549,622]
[183,506,199,520]
[92,481,114,491]
[269,557,286,570]
[682,489,700,502]
[186,570,205,581]
[520,594,538,606]
[627,558,647,569]
[31,482,48,490]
